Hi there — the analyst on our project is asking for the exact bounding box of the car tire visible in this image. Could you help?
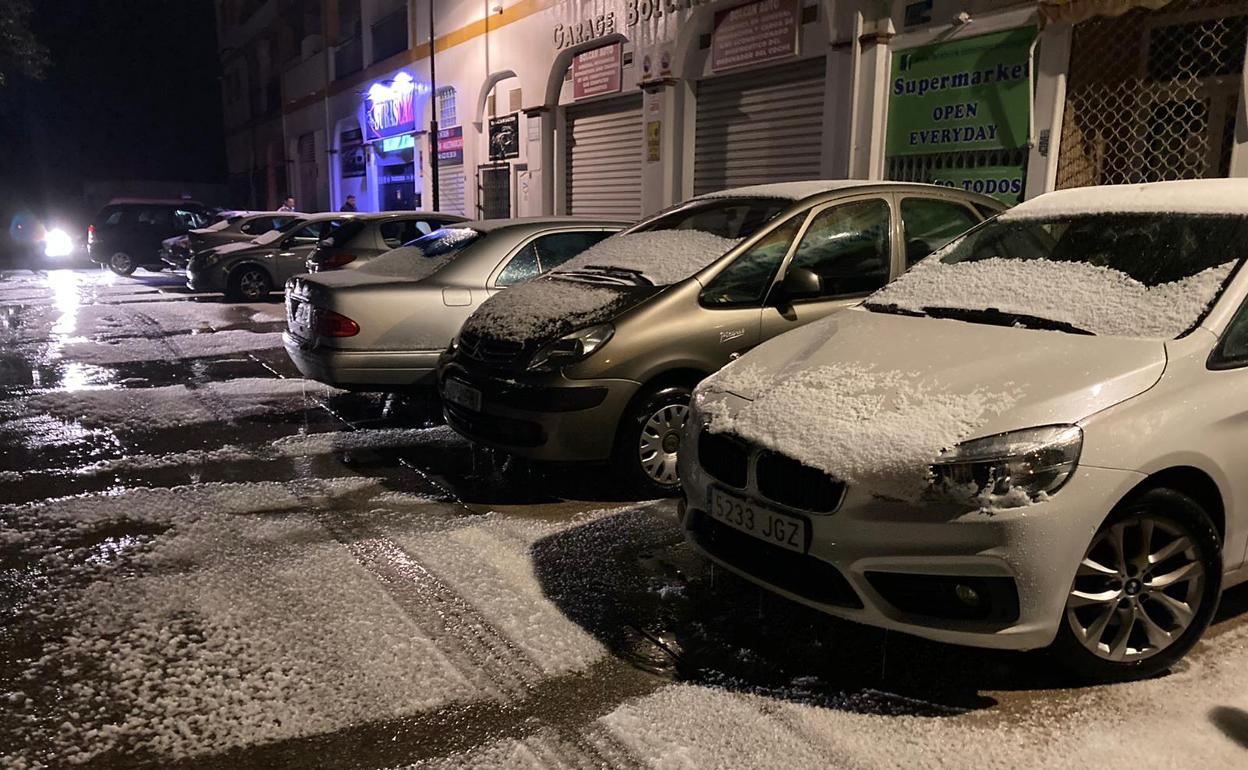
[108,252,136,276]
[226,266,272,301]
[613,383,692,497]
[1051,487,1221,681]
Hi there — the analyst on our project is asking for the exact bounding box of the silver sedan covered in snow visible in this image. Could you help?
[283,217,626,390]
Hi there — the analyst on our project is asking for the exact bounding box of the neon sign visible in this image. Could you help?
[381,134,415,153]
[364,71,427,141]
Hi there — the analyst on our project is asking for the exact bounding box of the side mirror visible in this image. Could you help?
[779,266,823,301]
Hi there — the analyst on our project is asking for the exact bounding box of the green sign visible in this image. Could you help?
[929,165,1026,205]
[886,27,1036,157]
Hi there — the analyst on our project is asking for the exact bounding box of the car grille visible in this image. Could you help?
[688,511,862,608]
[697,431,749,488]
[458,329,527,368]
[756,452,846,513]
[697,430,846,514]
[444,403,545,447]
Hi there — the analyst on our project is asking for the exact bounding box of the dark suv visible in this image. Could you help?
[88,200,213,275]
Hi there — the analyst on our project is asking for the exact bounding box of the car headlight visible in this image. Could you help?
[930,425,1082,501]
[527,323,614,372]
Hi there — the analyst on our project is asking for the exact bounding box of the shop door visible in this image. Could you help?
[564,94,644,218]
[478,164,510,219]
[439,167,467,216]
[297,133,318,211]
[694,57,826,195]
[1056,2,1246,188]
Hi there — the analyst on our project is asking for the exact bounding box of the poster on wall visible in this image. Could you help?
[436,126,464,166]
[573,43,622,99]
[489,114,520,161]
[341,143,367,177]
[885,27,1036,157]
[711,0,800,73]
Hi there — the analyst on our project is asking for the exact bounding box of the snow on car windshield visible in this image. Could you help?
[356,228,483,279]
[697,361,1021,503]
[868,213,1248,338]
[204,220,233,232]
[461,229,739,344]
[555,230,738,286]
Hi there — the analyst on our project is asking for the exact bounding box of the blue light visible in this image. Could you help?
[381,134,415,152]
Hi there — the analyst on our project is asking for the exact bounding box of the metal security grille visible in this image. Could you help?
[438,168,466,216]
[1057,0,1247,189]
[564,95,644,218]
[478,165,510,219]
[694,57,826,195]
[297,133,318,210]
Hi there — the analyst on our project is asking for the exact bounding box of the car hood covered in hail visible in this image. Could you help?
[695,307,1168,500]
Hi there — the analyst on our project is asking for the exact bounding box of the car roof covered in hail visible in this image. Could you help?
[1004,179,1248,219]
[461,216,632,232]
[698,180,982,202]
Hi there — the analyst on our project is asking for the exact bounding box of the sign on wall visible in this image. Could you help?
[573,43,623,100]
[364,72,421,141]
[930,165,1026,204]
[489,114,520,161]
[340,129,367,178]
[885,27,1036,157]
[436,125,464,166]
[711,0,800,73]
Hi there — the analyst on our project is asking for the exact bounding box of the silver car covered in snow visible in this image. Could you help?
[283,217,626,390]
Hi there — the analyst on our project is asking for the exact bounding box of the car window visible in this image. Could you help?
[380,220,423,248]
[787,198,891,298]
[633,197,789,239]
[496,243,540,286]
[102,208,125,227]
[900,198,980,265]
[240,218,272,235]
[138,208,173,227]
[532,231,614,271]
[700,214,806,307]
[1213,297,1248,368]
[175,209,206,229]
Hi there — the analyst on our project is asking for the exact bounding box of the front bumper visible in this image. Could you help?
[679,424,1144,651]
[284,332,439,389]
[185,263,225,293]
[437,353,639,461]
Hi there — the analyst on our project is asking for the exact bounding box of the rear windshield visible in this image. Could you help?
[322,219,366,248]
[356,227,484,279]
[630,197,789,240]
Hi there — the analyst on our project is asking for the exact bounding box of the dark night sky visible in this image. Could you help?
[0,0,227,223]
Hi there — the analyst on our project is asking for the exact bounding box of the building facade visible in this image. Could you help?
[216,0,1248,215]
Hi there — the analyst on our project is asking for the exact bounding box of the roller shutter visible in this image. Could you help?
[694,57,826,195]
[438,169,466,216]
[564,95,644,218]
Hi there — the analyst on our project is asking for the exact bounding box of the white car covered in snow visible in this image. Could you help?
[680,179,1248,680]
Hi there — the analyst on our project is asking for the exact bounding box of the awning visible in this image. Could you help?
[1039,0,1174,26]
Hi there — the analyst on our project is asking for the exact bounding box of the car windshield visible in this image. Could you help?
[630,196,789,239]
[253,217,307,245]
[866,213,1248,338]
[322,219,366,248]
[204,219,234,232]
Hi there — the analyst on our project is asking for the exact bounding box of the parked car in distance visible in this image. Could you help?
[679,179,1248,681]
[161,211,300,269]
[438,181,1002,494]
[285,218,627,391]
[187,213,357,300]
[88,199,213,275]
[304,211,468,273]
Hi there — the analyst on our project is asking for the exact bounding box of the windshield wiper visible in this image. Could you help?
[556,265,654,287]
[922,306,1096,335]
[862,302,928,318]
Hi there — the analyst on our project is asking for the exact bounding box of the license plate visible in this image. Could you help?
[707,487,807,553]
[444,378,482,412]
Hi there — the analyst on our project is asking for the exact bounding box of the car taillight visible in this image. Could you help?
[314,309,359,337]
[321,252,358,270]
[87,224,95,245]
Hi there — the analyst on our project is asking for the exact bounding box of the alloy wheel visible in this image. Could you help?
[638,403,688,486]
[1065,516,1206,663]
[110,252,133,274]
[238,269,268,299]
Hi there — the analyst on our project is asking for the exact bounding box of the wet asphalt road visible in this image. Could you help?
[3,267,1248,769]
